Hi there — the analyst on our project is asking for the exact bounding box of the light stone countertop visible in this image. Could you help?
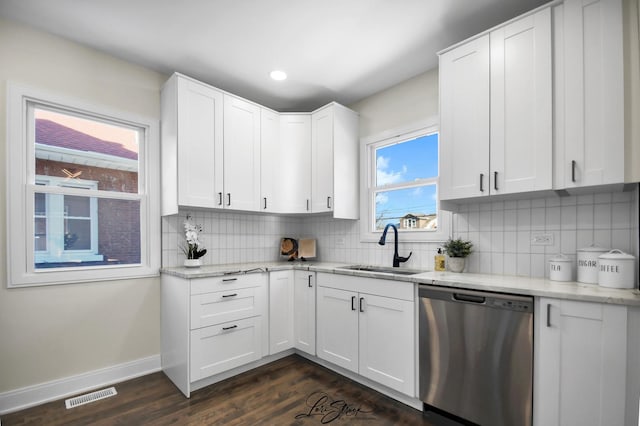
[161,261,640,307]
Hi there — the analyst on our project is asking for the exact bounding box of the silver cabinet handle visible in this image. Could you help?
[218,192,223,206]
[571,160,577,182]
[226,193,231,206]
[263,197,267,209]
[480,173,484,192]
[359,297,365,313]
[308,275,313,288]
[351,296,356,311]
[494,171,498,191]
[327,196,332,209]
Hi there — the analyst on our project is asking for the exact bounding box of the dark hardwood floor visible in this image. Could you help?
[2,355,460,425]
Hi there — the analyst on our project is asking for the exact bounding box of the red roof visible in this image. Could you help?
[36,119,138,160]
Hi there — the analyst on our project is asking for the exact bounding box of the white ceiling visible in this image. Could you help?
[0,0,550,111]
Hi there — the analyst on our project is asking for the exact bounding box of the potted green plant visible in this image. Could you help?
[443,238,473,273]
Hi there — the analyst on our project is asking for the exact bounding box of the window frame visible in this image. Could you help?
[359,118,451,243]
[7,82,161,287]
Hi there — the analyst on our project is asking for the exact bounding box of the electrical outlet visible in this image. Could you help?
[531,232,554,246]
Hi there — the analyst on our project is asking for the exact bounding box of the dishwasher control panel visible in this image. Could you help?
[486,298,532,313]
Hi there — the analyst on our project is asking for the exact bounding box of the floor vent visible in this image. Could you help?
[65,387,117,409]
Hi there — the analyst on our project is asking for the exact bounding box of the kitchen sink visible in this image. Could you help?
[338,265,427,276]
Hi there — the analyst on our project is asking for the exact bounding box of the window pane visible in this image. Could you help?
[65,219,91,250]
[34,217,47,251]
[376,133,438,186]
[375,185,438,231]
[34,107,139,193]
[64,195,90,217]
[34,193,141,269]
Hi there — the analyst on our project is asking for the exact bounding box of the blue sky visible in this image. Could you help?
[375,133,438,227]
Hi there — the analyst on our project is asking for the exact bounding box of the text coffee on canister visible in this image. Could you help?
[577,244,608,284]
[598,249,635,289]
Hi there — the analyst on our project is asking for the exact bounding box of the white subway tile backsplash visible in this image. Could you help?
[594,203,612,229]
[160,188,637,280]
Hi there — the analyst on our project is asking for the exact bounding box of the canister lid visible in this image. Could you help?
[577,243,608,253]
[598,249,635,260]
[550,254,572,263]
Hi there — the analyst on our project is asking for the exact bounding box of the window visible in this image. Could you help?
[7,83,160,286]
[360,119,451,242]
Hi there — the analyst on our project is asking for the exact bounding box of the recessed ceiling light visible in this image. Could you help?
[270,70,287,81]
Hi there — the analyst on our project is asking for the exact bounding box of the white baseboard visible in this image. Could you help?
[0,354,161,415]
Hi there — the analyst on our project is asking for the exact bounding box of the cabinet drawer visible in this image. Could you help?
[191,286,265,329]
[190,316,262,381]
[190,273,266,295]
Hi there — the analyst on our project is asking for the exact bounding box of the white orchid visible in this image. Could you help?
[181,215,206,259]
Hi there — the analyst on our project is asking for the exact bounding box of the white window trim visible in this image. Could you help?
[359,117,451,243]
[34,176,102,263]
[6,82,161,287]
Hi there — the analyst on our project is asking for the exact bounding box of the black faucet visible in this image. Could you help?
[378,223,412,267]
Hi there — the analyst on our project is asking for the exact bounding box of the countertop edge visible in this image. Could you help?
[160,262,640,306]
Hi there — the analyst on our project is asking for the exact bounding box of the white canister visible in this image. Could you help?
[598,250,636,289]
[577,243,608,284]
[549,254,573,282]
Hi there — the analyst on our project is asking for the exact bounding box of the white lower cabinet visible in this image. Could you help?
[294,270,316,355]
[268,270,294,354]
[191,316,262,381]
[316,273,415,396]
[534,297,629,426]
[161,272,268,397]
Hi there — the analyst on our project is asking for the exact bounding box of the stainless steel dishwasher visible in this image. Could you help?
[419,285,533,426]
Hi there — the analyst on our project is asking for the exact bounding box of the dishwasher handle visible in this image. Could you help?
[453,293,485,304]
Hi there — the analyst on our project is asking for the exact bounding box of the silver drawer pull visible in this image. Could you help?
[222,293,237,298]
[222,325,238,331]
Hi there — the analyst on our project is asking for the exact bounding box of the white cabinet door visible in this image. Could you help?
[190,316,262,382]
[260,108,280,213]
[560,0,624,188]
[490,8,552,194]
[161,74,224,215]
[311,103,359,218]
[223,94,261,211]
[358,293,414,396]
[280,114,311,213]
[316,285,358,373]
[439,35,491,200]
[268,270,294,355]
[311,105,334,213]
[294,270,316,355]
[534,298,627,426]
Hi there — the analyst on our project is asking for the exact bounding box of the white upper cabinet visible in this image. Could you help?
[260,108,281,213]
[161,73,359,217]
[280,114,312,213]
[161,73,224,215]
[440,7,553,201]
[490,8,552,195]
[439,35,491,200]
[223,94,261,211]
[557,0,624,188]
[311,103,359,219]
